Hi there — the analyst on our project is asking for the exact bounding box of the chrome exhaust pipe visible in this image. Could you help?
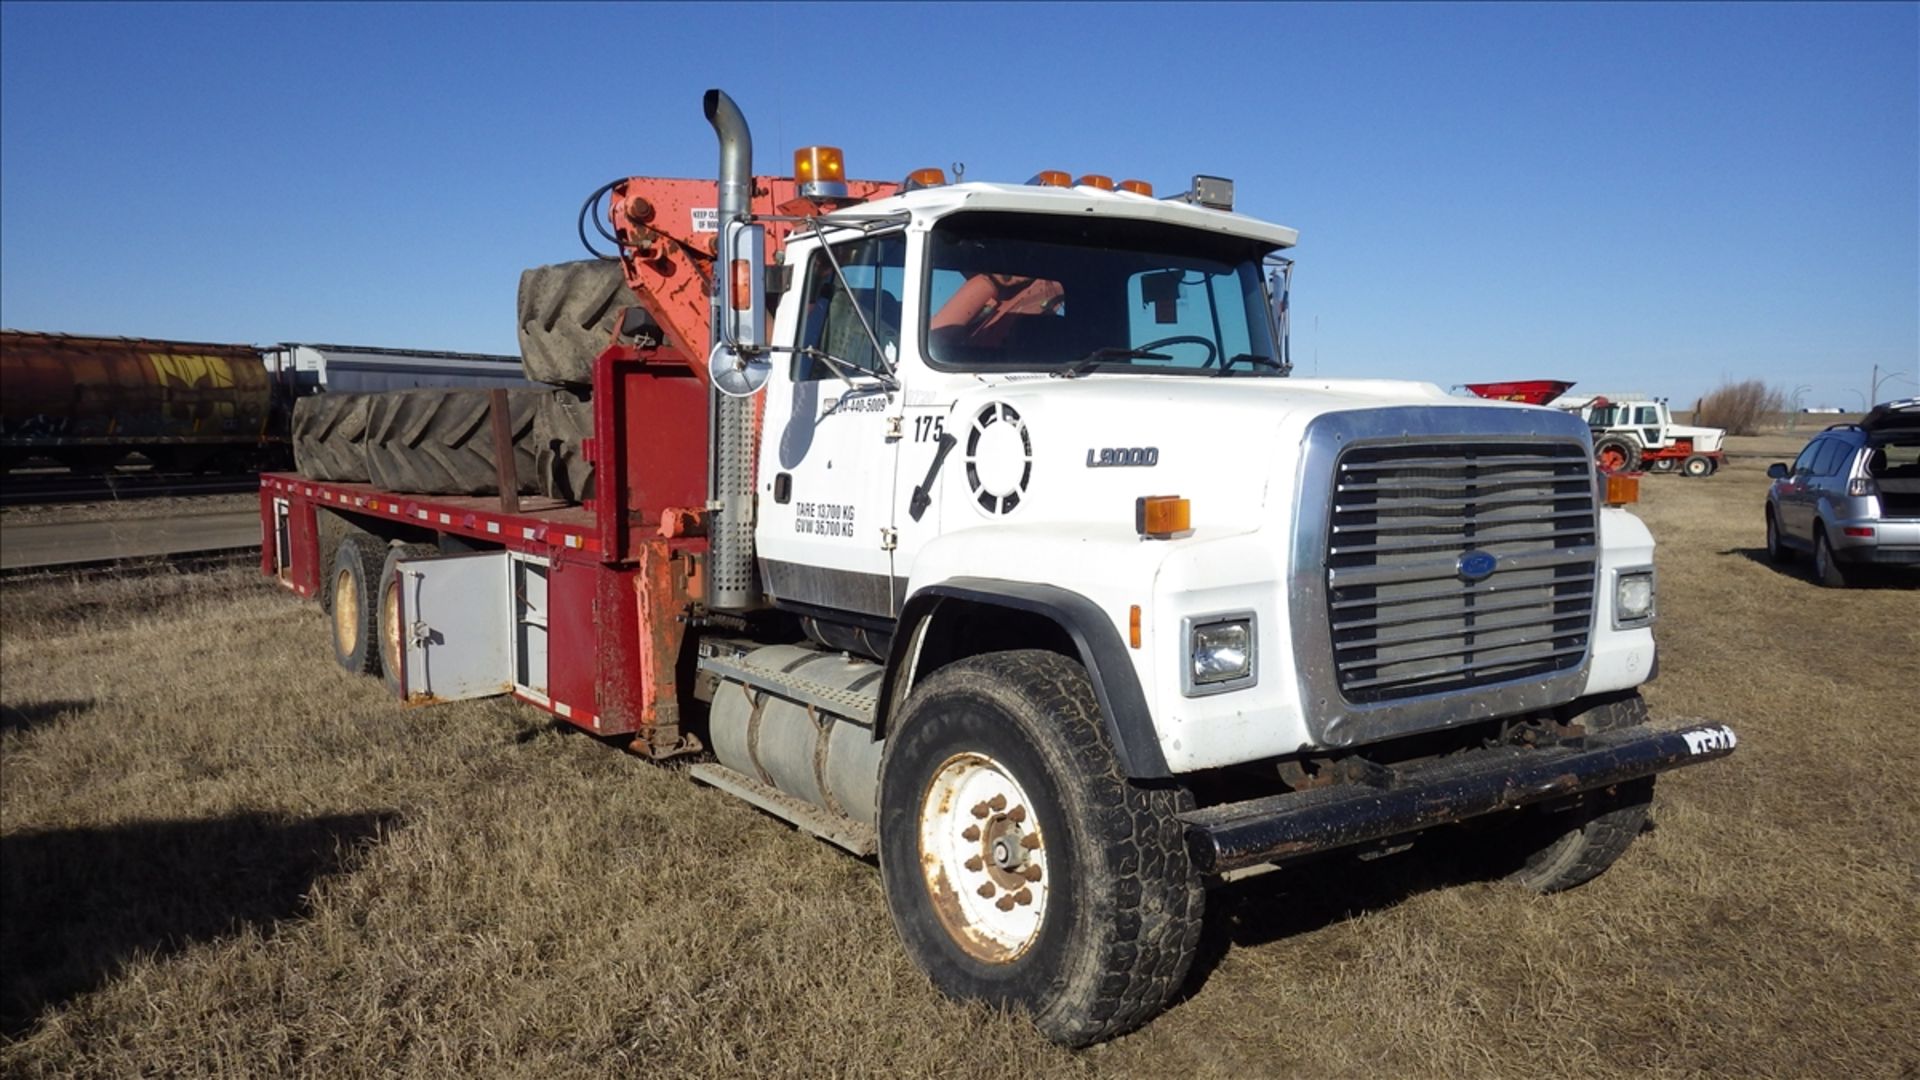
[703,89,761,611]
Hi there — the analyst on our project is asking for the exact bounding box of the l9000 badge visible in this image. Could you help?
[1086,447,1159,468]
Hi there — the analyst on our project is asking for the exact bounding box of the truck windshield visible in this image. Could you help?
[924,211,1282,376]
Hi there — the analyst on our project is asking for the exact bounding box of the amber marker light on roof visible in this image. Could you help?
[1135,495,1192,539]
[1029,170,1072,187]
[903,167,947,191]
[1118,179,1154,196]
[1076,174,1114,190]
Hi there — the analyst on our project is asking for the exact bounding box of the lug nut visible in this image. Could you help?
[976,882,996,899]
[1007,805,1027,823]
[961,825,981,842]
[1022,865,1043,882]
[995,894,1018,912]
[988,794,1008,811]
[964,855,984,873]
[1021,833,1043,850]
[1012,888,1034,906]
[970,802,991,819]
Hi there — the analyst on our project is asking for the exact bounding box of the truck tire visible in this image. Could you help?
[1682,454,1713,478]
[330,533,387,676]
[877,650,1203,1047]
[1814,527,1851,588]
[363,390,542,497]
[517,260,635,387]
[1592,436,1639,474]
[1495,691,1655,893]
[533,388,595,502]
[378,542,438,698]
[292,393,373,482]
[1765,507,1795,564]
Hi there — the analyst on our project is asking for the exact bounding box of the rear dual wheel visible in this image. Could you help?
[378,543,438,696]
[878,650,1203,1047]
[330,535,387,675]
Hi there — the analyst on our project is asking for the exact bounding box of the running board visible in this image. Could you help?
[697,655,877,725]
[689,763,877,857]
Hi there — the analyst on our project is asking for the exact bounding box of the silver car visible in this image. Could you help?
[1766,399,1920,587]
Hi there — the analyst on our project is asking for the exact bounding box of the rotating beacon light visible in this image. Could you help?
[795,146,848,200]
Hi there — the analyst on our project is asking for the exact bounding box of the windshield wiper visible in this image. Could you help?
[1217,353,1283,374]
[1053,346,1171,378]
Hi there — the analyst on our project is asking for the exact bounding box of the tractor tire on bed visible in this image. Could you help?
[533,388,596,503]
[517,260,637,387]
[363,389,542,497]
[292,393,374,482]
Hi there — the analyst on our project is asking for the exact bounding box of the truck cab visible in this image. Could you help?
[748,180,1661,775]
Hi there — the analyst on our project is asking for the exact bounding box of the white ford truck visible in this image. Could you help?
[272,89,1739,1047]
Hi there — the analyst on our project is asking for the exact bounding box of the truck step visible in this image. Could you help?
[689,763,877,856]
[697,655,878,726]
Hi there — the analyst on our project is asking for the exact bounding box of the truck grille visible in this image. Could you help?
[1325,441,1596,703]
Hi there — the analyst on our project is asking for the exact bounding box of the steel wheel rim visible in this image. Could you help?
[381,575,402,678]
[917,751,1049,963]
[332,568,359,653]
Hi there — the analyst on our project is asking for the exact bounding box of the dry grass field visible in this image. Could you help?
[3,438,1916,1078]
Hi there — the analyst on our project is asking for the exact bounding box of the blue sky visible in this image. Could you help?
[2,2,1914,408]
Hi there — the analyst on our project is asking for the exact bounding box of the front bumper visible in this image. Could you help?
[1179,721,1737,874]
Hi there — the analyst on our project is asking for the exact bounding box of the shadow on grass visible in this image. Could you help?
[0,699,94,737]
[0,809,396,1036]
[1720,546,1919,589]
[1174,837,1527,1009]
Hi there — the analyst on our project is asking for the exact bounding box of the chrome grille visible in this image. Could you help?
[1326,441,1596,703]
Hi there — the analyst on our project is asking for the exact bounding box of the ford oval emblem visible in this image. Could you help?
[1457,550,1498,582]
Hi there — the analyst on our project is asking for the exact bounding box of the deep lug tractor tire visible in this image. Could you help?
[533,388,595,502]
[1497,691,1655,893]
[330,534,387,676]
[517,260,637,386]
[1682,454,1713,478]
[1814,528,1851,588]
[292,393,373,482]
[877,650,1203,1047]
[363,390,542,497]
[378,543,438,698]
[1593,437,1639,474]
[1648,457,1677,473]
[1765,508,1794,564]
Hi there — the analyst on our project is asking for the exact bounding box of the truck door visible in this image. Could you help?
[757,231,907,620]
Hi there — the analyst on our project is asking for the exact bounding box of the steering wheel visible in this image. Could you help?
[1135,335,1217,366]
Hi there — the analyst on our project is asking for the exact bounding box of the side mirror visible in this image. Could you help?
[710,219,770,397]
[1767,463,1789,480]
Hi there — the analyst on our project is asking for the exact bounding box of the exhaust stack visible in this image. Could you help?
[703,89,761,611]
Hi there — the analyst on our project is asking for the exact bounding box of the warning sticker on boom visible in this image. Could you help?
[691,208,719,233]
[794,501,857,538]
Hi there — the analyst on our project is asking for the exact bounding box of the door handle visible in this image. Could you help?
[774,473,792,504]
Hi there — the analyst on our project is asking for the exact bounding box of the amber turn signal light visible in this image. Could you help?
[1604,473,1639,507]
[1118,179,1154,196]
[903,167,947,191]
[1136,495,1191,539]
[1076,174,1114,190]
[1029,170,1072,187]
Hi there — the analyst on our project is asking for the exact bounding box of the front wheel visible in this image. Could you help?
[1765,507,1795,564]
[878,651,1202,1047]
[1682,454,1713,478]
[1488,692,1655,893]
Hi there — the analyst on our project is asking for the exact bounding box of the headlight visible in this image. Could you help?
[1187,615,1256,693]
[1615,570,1655,625]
